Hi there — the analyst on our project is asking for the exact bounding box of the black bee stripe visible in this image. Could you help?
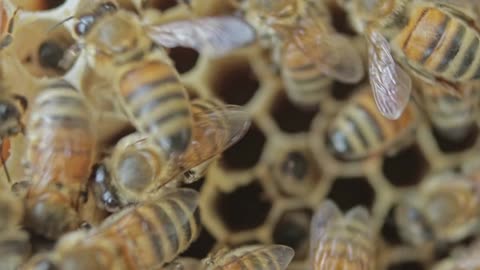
[133,92,185,118]
[420,15,449,63]
[165,198,188,251]
[151,203,179,257]
[125,76,178,102]
[144,109,190,132]
[356,104,384,142]
[42,115,89,128]
[39,96,85,109]
[402,8,429,50]
[134,209,164,261]
[436,24,465,72]
[455,37,479,78]
[345,115,369,149]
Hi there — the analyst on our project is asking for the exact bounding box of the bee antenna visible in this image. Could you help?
[0,140,11,184]
[47,16,74,34]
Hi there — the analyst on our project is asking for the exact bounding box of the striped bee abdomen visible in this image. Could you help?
[281,41,331,106]
[97,189,200,268]
[207,245,294,270]
[326,87,416,160]
[396,6,480,82]
[311,201,375,270]
[118,60,192,157]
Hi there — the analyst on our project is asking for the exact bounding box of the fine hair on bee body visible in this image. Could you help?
[203,244,294,270]
[324,84,417,161]
[91,98,251,211]
[310,200,376,270]
[416,80,480,141]
[22,188,201,270]
[21,81,97,240]
[337,0,480,120]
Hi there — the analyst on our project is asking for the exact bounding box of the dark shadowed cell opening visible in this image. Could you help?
[327,3,357,36]
[281,151,309,181]
[330,81,359,101]
[382,144,429,187]
[181,225,216,259]
[432,125,478,153]
[216,181,272,232]
[145,0,178,11]
[272,209,312,260]
[327,176,375,211]
[220,123,266,170]
[387,261,425,270]
[271,93,319,133]
[168,47,199,74]
[381,206,404,245]
[212,60,259,106]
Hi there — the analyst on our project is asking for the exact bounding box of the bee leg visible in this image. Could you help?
[0,139,11,184]
[0,8,19,50]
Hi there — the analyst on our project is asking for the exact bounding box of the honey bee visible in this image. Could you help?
[395,171,480,245]
[22,188,200,270]
[203,244,294,270]
[91,98,251,211]
[310,200,376,270]
[324,84,417,160]
[57,0,254,157]
[338,0,480,120]
[417,80,480,141]
[236,0,364,106]
[20,82,97,239]
[0,189,31,270]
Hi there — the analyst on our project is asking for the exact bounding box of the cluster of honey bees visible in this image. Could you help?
[2,0,480,269]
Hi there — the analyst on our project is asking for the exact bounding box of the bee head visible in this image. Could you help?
[74,1,118,37]
[91,163,122,212]
[0,97,24,137]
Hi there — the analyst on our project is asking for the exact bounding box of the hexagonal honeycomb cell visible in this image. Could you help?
[3,0,480,269]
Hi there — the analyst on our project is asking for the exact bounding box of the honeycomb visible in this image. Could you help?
[2,0,480,269]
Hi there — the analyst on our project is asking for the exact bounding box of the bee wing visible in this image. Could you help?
[368,30,412,120]
[310,200,342,259]
[291,30,364,83]
[147,16,256,57]
[177,100,251,178]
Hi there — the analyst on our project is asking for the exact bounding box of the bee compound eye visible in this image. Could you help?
[75,15,96,36]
